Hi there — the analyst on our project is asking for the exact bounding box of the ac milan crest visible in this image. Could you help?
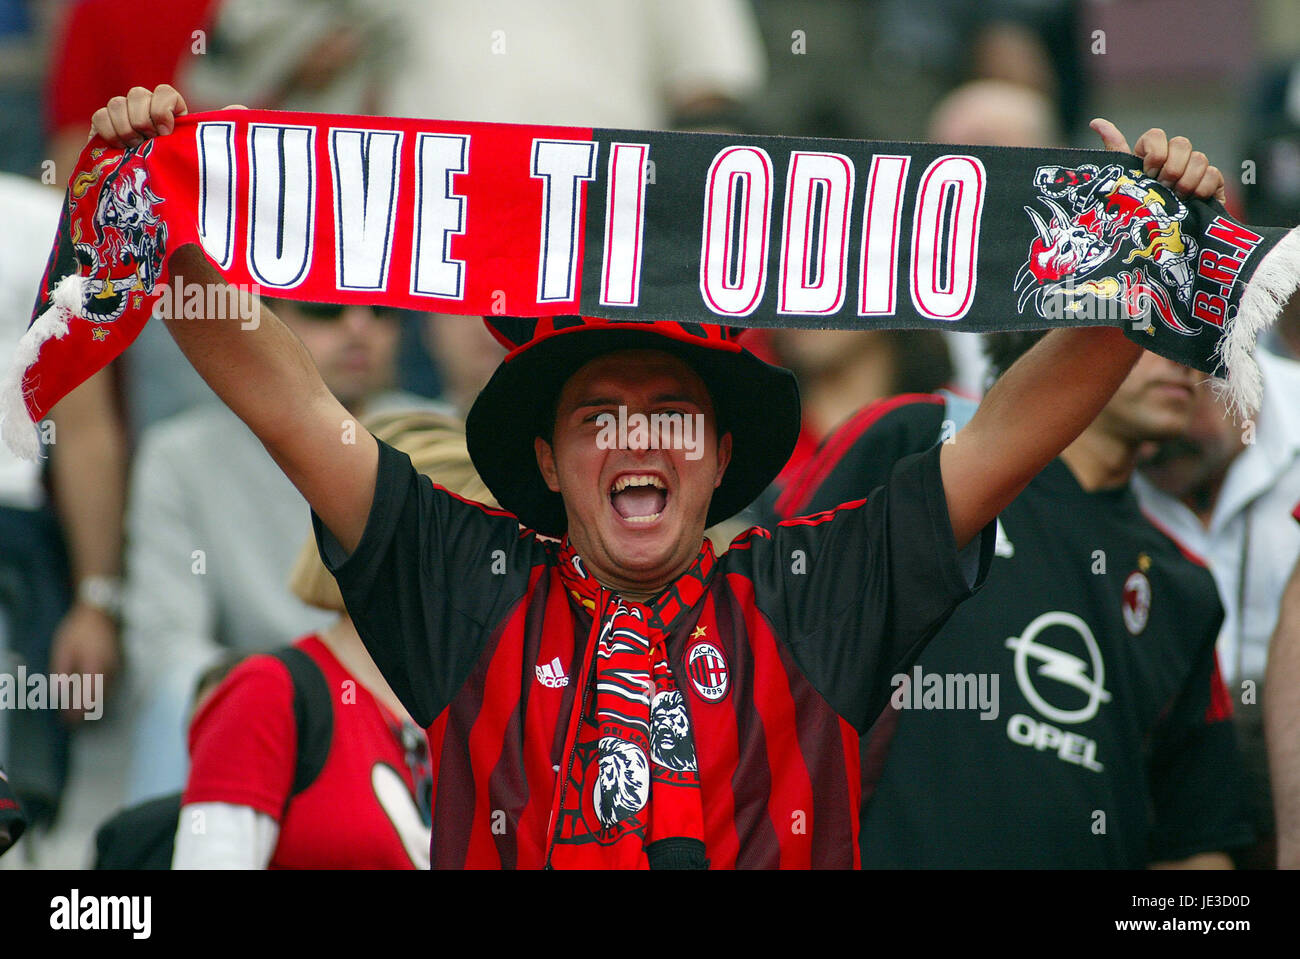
[686,640,730,703]
[1122,570,1151,635]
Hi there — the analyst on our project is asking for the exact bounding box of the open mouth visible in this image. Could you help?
[610,473,669,525]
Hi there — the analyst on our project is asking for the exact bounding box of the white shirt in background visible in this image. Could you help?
[382,0,765,129]
[0,174,63,510]
[1133,350,1300,686]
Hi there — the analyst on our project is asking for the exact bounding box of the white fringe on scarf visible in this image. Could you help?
[1215,223,1300,419]
[0,274,86,461]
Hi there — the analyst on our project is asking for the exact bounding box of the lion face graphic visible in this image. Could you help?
[593,738,649,828]
[650,690,697,772]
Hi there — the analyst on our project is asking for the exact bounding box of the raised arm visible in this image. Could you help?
[90,85,376,554]
[940,121,1225,547]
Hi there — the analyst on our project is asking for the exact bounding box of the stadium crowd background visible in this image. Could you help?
[0,0,1298,868]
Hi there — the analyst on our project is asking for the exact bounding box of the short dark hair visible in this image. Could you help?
[887,330,955,395]
[981,330,1050,381]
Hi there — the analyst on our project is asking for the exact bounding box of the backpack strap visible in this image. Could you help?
[268,646,334,820]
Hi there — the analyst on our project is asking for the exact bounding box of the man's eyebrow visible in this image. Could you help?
[570,393,703,410]
[570,396,622,411]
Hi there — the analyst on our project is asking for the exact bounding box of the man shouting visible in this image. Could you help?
[91,84,1225,868]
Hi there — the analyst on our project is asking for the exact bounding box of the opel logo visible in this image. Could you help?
[1005,611,1111,724]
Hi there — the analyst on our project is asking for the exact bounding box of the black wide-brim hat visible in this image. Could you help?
[466,317,801,537]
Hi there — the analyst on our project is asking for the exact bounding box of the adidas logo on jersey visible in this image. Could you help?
[535,657,570,688]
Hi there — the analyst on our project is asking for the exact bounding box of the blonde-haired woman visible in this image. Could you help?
[173,410,494,868]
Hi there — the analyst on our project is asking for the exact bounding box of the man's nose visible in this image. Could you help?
[341,306,381,335]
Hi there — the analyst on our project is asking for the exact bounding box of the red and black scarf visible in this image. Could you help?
[547,539,716,869]
[4,108,1299,457]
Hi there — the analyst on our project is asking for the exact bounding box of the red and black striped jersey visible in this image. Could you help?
[312,436,993,868]
[779,395,1253,868]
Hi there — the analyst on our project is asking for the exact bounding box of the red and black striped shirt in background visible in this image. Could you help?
[312,436,993,868]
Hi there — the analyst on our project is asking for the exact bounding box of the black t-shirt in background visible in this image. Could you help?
[784,398,1253,868]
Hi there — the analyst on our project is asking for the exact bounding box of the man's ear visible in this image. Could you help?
[535,436,561,493]
[714,432,733,489]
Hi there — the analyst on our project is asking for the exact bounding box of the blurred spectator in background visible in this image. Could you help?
[46,1,223,437]
[45,371,127,730]
[1242,60,1300,359]
[0,171,129,835]
[179,0,401,114]
[0,173,67,828]
[928,79,1065,397]
[0,0,54,176]
[1261,287,1300,363]
[122,298,442,804]
[174,409,491,869]
[929,78,1063,148]
[1135,353,1300,868]
[760,328,953,521]
[747,0,1080,141]
[46,0,218,185]
[382,0,765,130]
[775,334,1252,868]
[1256,0,1300,69]
[768,330,954,446]
[1267,543,1300,869]
[91,651,241,869]
[420,315,507,418]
